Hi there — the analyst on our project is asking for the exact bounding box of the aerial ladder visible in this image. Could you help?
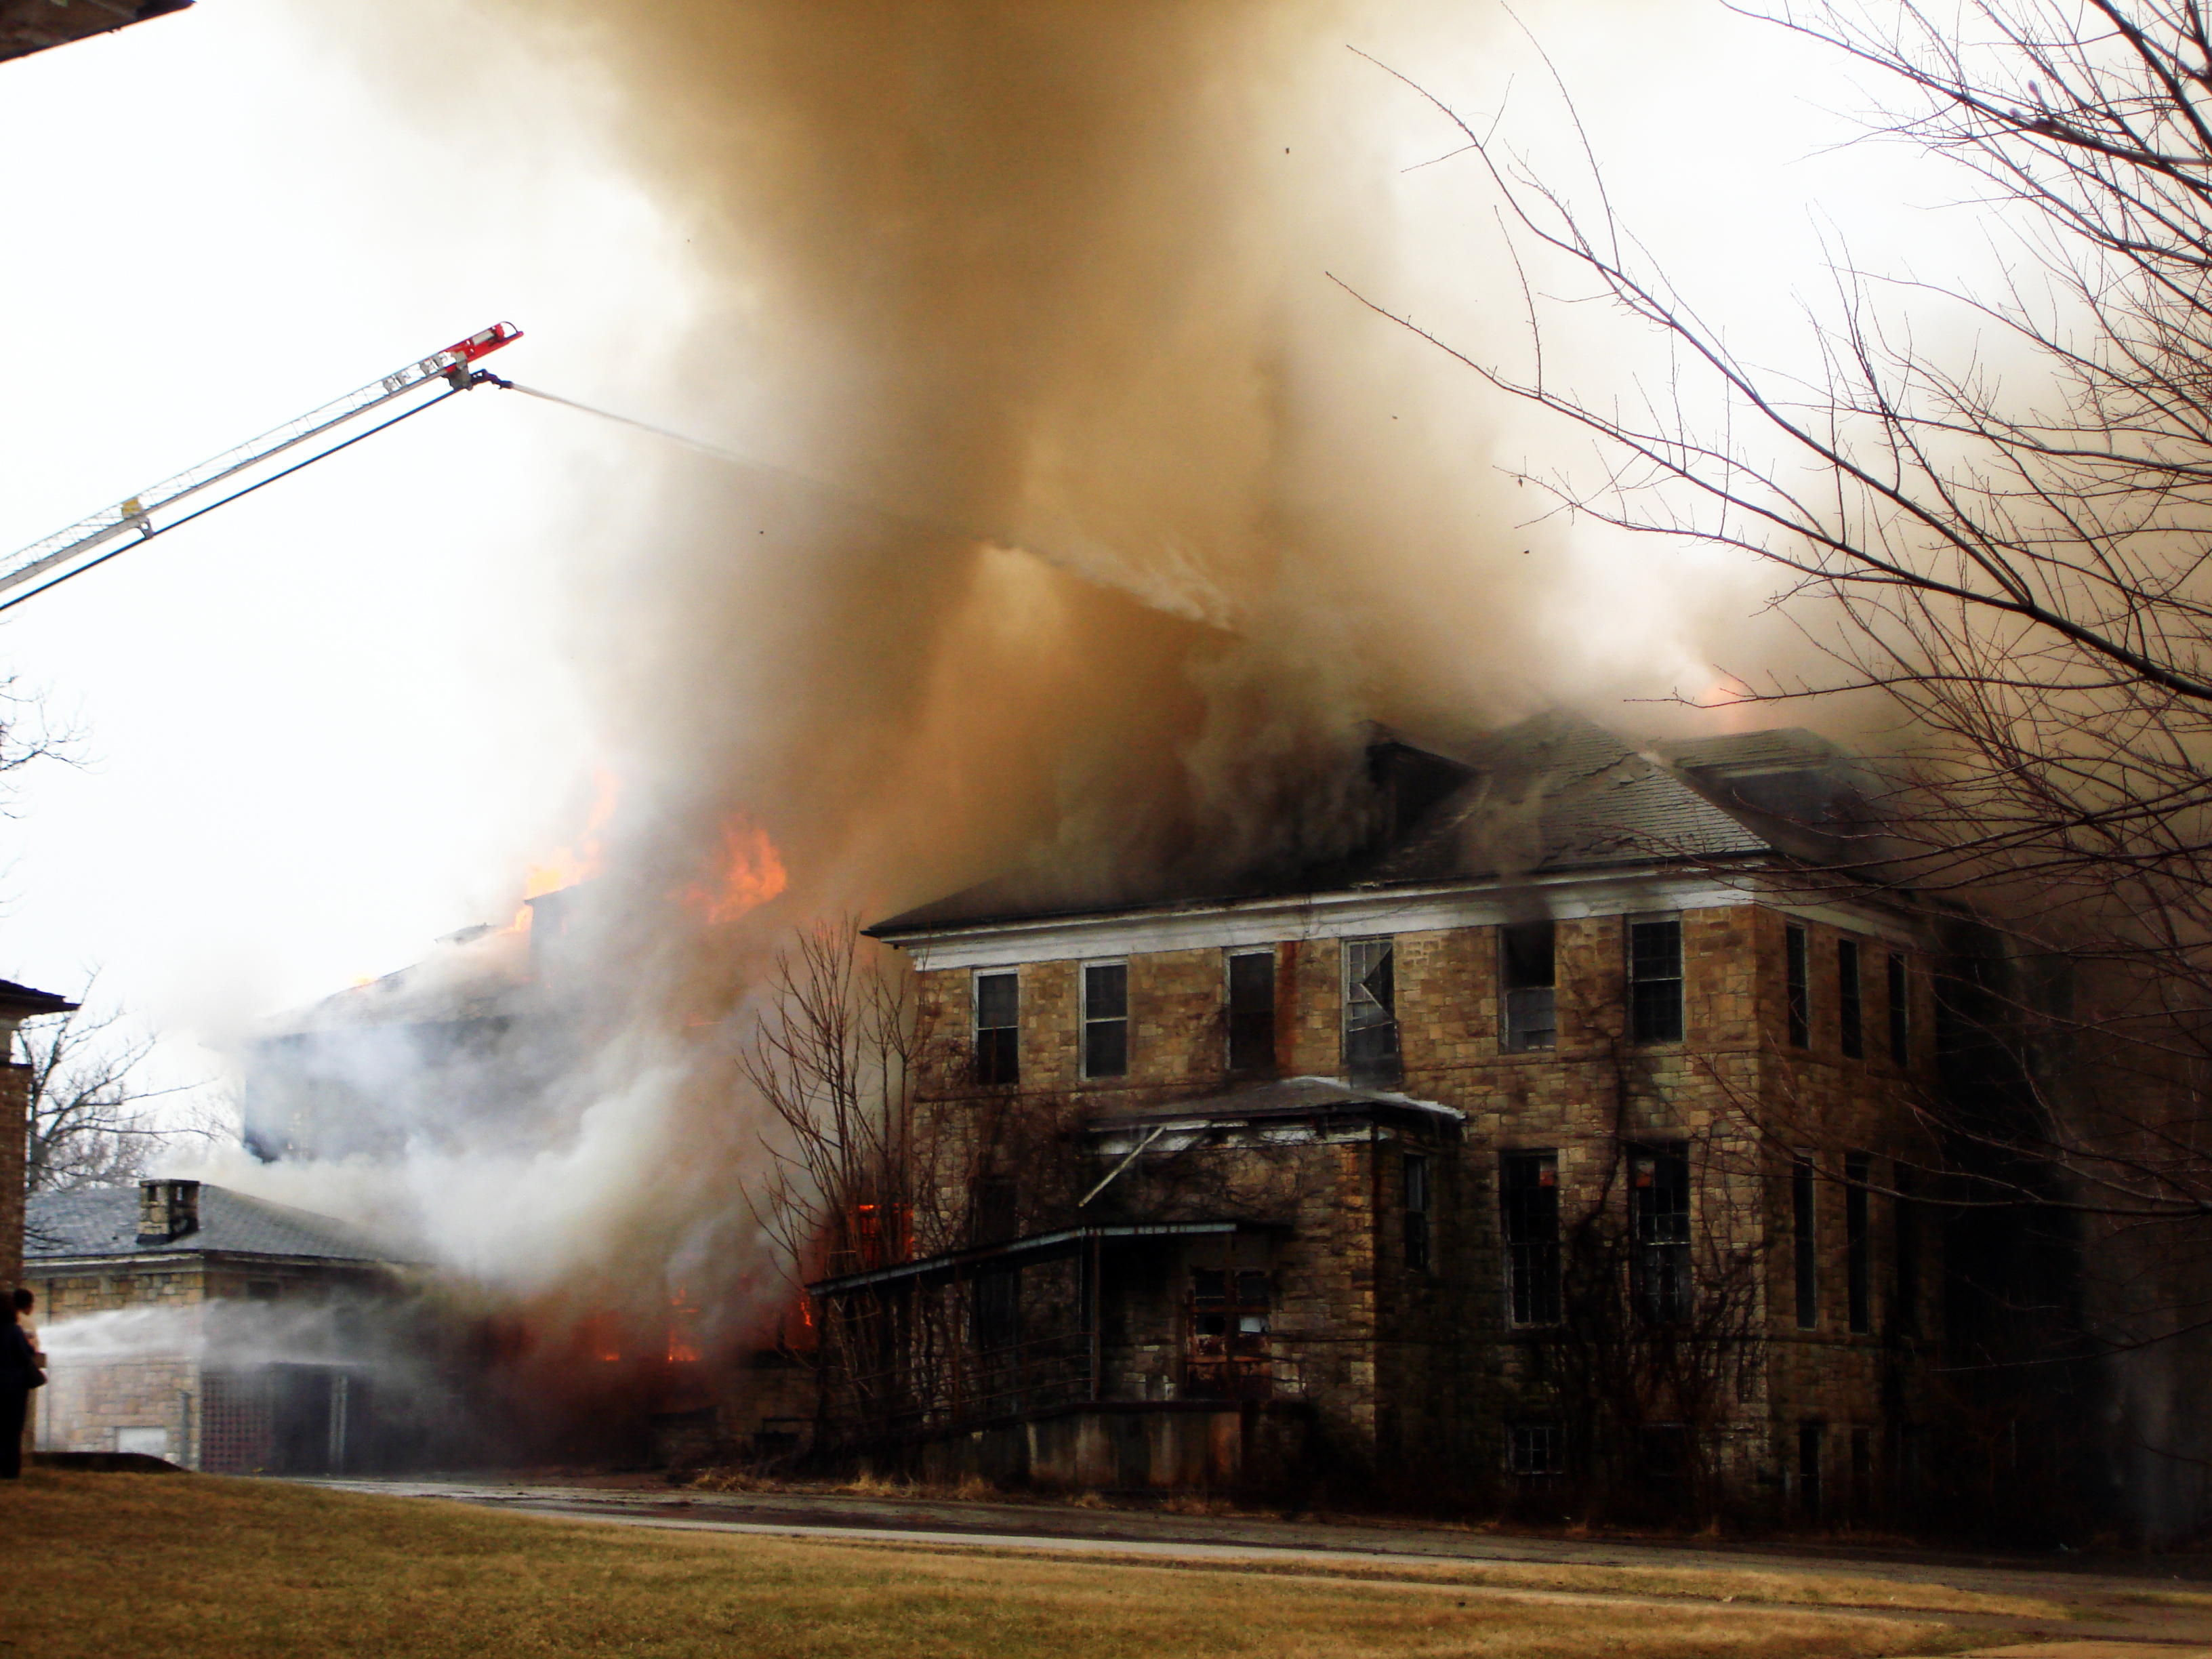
[0,323,523,613]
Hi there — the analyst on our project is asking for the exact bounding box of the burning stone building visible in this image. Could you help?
[806,712,1945,1519]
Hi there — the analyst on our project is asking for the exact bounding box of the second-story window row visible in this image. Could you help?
[1628,917,1684,1044]
[1344,937,1400,1084]
[1227,949,1276,1073]
[1501,920,1557,1052]
[1082,961,1128,1080]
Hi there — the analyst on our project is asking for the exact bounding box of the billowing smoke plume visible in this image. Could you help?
[212,1,1775,1338]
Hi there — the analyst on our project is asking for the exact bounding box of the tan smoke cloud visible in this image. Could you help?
[218,0,1800,1332]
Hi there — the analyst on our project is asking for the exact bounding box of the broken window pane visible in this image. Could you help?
[1227,949,1276,1073]
[1631,1141,1692,1323]
[1785,923,1810,1048]
[1343,937,1400,1084]
[1082,962,1128,1079]
[975,971,1019,1086]
[1501,1150,1561,1326]
[1501,920,1557,1052]
[1628,918,1683,1044]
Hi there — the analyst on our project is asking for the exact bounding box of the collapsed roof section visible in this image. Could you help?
[869,709,1883,939]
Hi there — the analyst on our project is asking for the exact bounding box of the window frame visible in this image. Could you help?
[1887,951,1910,1066]
[1079,958,1130,1081]
[1839,937,1864,1059]
[1785,922,1811,1048]
[1403,1151,1432,1275]
[1501,1149,1563,1326]
[1225,947,1277,1075]
[1500,919,1559,1052]
[972,969,1020,1087]
[1791,1152,1818,1329]
[1845,1151,1872,1334]
[1626,914,1685,1045]
[1629,1140,1693,1324]
[1342,935,1401,1085]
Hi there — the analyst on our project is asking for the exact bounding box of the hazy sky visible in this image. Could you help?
[0,1,1946,1107]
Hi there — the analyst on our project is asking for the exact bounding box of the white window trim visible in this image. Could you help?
[1078,958,1128,1081]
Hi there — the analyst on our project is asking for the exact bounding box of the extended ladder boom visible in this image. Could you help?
[0,322,523,605]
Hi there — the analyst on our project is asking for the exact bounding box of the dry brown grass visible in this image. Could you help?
[0,1469,1990,1659]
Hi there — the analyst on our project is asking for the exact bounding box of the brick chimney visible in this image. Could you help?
[136,1179,201,1246]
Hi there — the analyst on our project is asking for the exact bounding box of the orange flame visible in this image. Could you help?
[667,1283,702,1365]
[685,813,788,924]
[512,770,621,931]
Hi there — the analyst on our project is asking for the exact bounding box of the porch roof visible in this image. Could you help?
[806,1218,1283,1298]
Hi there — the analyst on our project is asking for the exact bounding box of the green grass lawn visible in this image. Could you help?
[0,1470,1984,1658]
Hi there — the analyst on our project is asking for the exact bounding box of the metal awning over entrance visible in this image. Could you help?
[806,1219,1282,1298]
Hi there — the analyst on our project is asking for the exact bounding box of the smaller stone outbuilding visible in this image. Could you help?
[24,1179,415,1472]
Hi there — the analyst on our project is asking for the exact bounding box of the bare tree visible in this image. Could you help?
[21,985,203,1194]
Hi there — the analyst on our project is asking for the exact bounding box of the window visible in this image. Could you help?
[1227,949,1276,1073]
[1845,1151,1871,1334]
[1792,1154,1818,1329]
[1501,920,1557,1051]
[1627,917,1683,1044]
[1082,961,1128,1079]
[1507,1421,1561,1476]
[1641,1424,1687,1481]
[974,971,1019,1086]
[1188,1268,1271,1397]
[1630,1142,1692,1322]
[1403,1153,1431,1273]
[1785,923,1810,1047]
[1501,1150,1562,1326]
[1798,1420,1824,1516]
[1887,952,1910,1065]
[1343,937,1399,1084]
[1893,1161,1919,1335]
[1839,939,1863,1059]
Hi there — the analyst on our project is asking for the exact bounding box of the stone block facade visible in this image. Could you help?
[874,886,1944,1518]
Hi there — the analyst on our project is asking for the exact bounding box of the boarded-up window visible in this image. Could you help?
[1501,920,1557,1052]
[1082,962,1128,1079]
[1502,1150,1561,1325]
[1629,918,1684,1044]
[975,972,1019,1086]
[1631,1141,1692,1323]
[1227,949,1275,1073]
[1343,937,1399,1084]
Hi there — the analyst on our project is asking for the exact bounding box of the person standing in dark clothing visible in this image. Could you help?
[0,1294,43,1479]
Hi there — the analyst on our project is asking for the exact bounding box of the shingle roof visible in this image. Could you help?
[0,978,77,1017]
[24,1184,402,1265]
[870,710,1873,937]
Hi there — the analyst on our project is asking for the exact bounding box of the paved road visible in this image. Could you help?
[307,1476,2212,1654]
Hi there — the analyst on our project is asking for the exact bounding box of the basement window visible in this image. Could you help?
[1082,962,1128,1080]
[1845,1152,1871,1334]
[1500,920,1557,1052]
[1887,952,1910,1065]
[1404,1153,1432,1274]
[1508,1422,1561,1477]
[1227,949,1276,1073]
[1501,1150,1561,1326]
[1630,1141,1692,1324]
[1343,937,1400,1085]
[1785,923,1810,1048]
[1839,938,1864,1059]
[1627,917,1683,1044]
[1792,1154,1818,1329]
[974,971,1019,1086]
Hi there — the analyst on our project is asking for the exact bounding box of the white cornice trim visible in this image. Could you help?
[884,864,1929,969]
